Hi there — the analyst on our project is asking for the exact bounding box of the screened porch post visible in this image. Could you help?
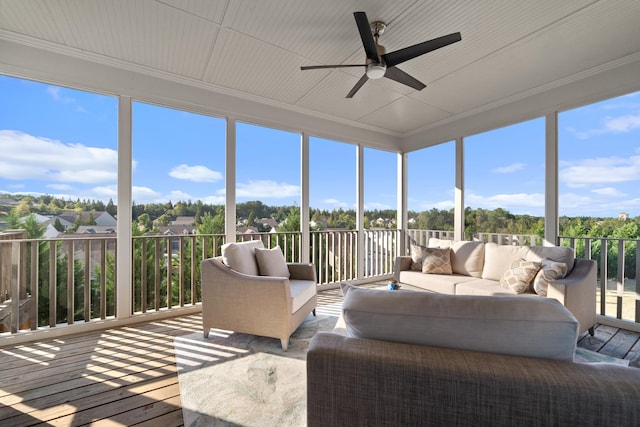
[116,95,133,318]
[545,112,559,246]
[225,118,237,244]
[454,137,465,241]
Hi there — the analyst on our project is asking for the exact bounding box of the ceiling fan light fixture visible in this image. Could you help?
[366,63,386,79]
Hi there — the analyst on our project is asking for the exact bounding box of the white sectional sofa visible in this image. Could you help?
[394,239,597,335]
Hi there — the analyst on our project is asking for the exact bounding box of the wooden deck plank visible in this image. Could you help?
[600,328,640,359]
[577,324,618,352]
[45,382,180,426]
[130,409,184,427]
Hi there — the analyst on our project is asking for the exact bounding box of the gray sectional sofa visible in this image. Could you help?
[307,285,640,427]
[394,239,597,334]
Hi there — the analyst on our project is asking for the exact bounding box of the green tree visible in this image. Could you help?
[22,214,45,239]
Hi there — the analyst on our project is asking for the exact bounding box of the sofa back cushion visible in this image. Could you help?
[481,243,529,281]
[340,284,578,361]
[221,240,264,276]
[526,246,575,272]
[450,241,485,277]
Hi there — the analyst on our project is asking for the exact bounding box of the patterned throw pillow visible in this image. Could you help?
[533,258,568,296]
[410,244,428,271]
[500,259,541,294]
[421,247,453,275]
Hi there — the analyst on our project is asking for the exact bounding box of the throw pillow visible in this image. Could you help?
[533,258,568,296]
[221,240,264,276]
[409,244,428,271]
[500,259,541,294]
[255,245,290,278]
[421,247,452,274]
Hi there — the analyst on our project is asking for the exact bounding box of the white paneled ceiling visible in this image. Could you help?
[1,0,640,151]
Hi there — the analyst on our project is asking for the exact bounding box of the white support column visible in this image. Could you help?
[397,152,408,255]
[454,137,465,241]
[356,144,365,280]
[116,96,132,319]
[545,112,559,246]
[301,133,310,263]
[225,119,237,244]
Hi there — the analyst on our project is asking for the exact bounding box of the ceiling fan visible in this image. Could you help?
[300,11,461,98]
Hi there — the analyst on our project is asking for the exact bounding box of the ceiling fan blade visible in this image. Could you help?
[300,64,365,70]
[384,67,426,91]
[382,32,461,68]
[346,74,369,98]
[354,11,379,61]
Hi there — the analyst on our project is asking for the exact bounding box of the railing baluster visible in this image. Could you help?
[141,238,147,313]
[84,240,90,322]
[66,240,74,325]
[100,239,106,320]
[617,239,625,319]
[29,241,38,330]
[600,239,608,316]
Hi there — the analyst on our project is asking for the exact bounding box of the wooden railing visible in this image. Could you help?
[4,228,640,336]
[0,229,397,336]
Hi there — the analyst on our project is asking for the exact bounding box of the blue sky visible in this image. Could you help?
[1,74,639,217]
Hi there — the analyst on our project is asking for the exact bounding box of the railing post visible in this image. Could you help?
[617,240,625,319]
[600,239,608,316]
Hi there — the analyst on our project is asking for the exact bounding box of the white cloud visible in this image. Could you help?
[169,164,223,183]
[0,130,117,183]
[323,198,350,209]
[132,186,163,203]
[491,163,525,174]
[47,183,73,191]
[167,190,192,200]
[46,86,76,104]
[567,113,640,139]
[560,155,640,188]
[591,187,627,197]
[364,202,392,210]
[236,180,299,198]
[466,191,545,214]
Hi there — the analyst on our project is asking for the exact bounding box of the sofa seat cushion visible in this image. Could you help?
[221,240,264,276]
[398,271,477,294]
[340,284,579,361]
[455,279,530,296]
[289,279,316,313]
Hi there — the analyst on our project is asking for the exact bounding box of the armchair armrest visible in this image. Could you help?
[287,262,317,282]
[394,256,412,282]
[547,258,597,334]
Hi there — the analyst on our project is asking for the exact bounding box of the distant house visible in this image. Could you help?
[57,211,117,228]
[172,216,195,226]
[76,226,117,234]
[0,198,19,207]
[619,212,629,221]
[258,218,279,231]
[237,226,259,234]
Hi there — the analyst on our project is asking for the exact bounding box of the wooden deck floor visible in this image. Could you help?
[0,287,638,426]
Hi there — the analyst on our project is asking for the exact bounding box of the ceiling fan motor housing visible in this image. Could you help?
[366,21,387,79]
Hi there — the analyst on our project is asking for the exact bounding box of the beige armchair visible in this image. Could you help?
[200,240,317,350]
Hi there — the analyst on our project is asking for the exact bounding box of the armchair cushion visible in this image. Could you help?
[255,245,290,278]
[221,240,264,275]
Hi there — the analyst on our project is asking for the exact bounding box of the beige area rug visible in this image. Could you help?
[175,301,630,426]
[574,347,631,366]
[174,304,340,427]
